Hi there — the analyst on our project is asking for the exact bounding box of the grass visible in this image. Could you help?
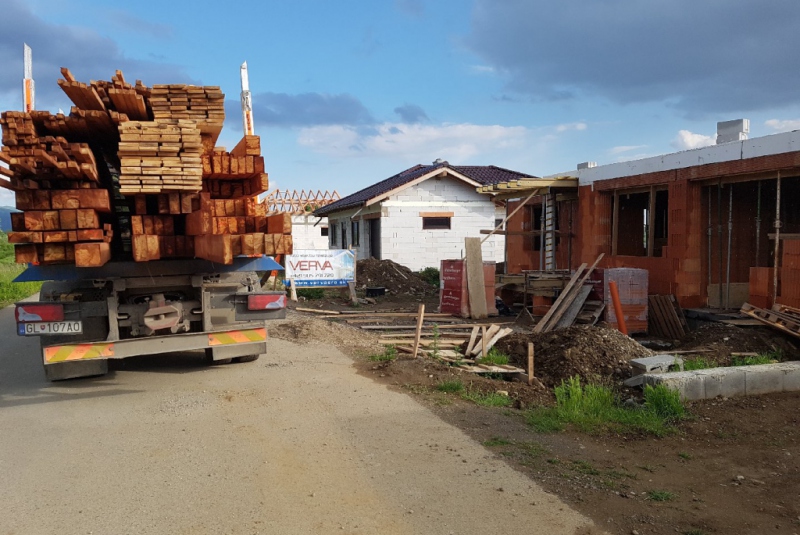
[684,530,708,535]
[731,352,780,366]
[526,377,685,436]
[461,388,513,407]
[678,451,692,460]
[647,489,677,502]
[296,288,326,300]
[418,267,440,288]
[369,345,397,362]
[478,347,510,366]
[482,437,512,447]
[683,356,715,370]
[436,379,465,393]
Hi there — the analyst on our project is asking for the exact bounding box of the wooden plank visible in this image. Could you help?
[472,324,501,357]
[74,242,111,267]
[533,263,587,333]
[465,326,480,355]
[553,285,592,329]
[411,304,425,359]
[535,254,604,333]
[464,237,488,319]
[528,343,534,386]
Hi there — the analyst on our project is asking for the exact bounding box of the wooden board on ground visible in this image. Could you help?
[464,237,488,319]
[553,285,592,329]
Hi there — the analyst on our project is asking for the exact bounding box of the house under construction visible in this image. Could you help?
[481,121,800,311]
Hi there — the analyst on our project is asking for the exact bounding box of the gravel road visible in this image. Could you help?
[0,305,603,535]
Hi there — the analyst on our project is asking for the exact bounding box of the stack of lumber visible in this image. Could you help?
[184,194,293,264]
[1,67,283,267]
[118,121,203,193]
[150,84,224,144]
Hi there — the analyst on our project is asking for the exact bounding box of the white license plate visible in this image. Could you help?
[20,321,83,336]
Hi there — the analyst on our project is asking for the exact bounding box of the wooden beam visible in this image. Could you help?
[412,304,425,359]
[464,237,488,319]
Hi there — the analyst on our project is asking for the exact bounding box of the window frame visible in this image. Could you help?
[611,185,668,258]
[422,216,451,230]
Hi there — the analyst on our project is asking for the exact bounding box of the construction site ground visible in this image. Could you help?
[282,284,800,535]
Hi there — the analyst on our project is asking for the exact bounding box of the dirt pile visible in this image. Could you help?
[494,325,653,387]
[269,312,383,357]
[678,322,799,362]
[356,258,437,296]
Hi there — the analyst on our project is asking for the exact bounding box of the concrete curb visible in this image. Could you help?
[643,362,800,400]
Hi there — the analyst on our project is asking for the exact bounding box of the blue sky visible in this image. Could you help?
[2,0,800,205]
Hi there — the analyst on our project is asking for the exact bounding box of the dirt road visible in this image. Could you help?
[0,306,603,535]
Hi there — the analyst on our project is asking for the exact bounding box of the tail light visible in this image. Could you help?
[247,294,286,310]
[16,303,64,322]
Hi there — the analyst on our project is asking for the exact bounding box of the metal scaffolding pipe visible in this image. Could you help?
[718,183,723,310]
[773,172,782,306]
[725,184,733,309]
[755,181,762,267]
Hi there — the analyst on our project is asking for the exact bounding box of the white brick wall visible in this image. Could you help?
[291,215,330,250]
[324,177,505,270]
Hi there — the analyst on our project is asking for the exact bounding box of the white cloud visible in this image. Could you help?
[555,122,587,133]
[609,144,647,155]
[765,119,800,132]
[297,122,529,161]
[671,130,715,150]
[469,65,496,75]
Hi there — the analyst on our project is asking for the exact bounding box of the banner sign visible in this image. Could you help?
[285,249,355,287]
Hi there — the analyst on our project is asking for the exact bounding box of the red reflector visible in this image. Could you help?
[16,303,65,322]
[248,294,286,310]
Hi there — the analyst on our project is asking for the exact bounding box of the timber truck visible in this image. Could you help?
[4,59,288,380]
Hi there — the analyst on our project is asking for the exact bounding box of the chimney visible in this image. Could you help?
[716,119,749,144]
[577,161,597,170]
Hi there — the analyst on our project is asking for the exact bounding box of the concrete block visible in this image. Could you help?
[780,362,800,391]
[744,365,785,396]
[696,367,746,399]
[644,371,705,401]
[631,355,684,374]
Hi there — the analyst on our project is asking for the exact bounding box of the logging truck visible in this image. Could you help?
[14,257,286,380]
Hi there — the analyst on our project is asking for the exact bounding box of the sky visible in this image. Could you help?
[1,0,800,207]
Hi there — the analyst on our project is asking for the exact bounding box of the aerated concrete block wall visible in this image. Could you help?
[291,215,330,251]
[380,177,503,272]
[644,362,800,400]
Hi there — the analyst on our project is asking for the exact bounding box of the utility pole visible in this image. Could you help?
[240,61,254,136]
[23,43,34,112]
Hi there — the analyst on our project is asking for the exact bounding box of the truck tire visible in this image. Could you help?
[233,354,260,363]
[44,359,109,381]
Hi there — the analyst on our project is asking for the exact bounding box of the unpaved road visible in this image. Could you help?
[0,306,602,535]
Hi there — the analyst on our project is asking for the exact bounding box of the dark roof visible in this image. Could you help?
[314,163,536,216]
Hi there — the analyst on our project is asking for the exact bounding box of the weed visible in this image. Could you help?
[431,323,441,360]
[461,388,513,407]
[683,356,715,370]
[436,379,465,393]
[732,352,780,366]
[546,458,562,465]
[571,460,600,475]
[520,441,549,458]
[0,246,43,308]
[525,377,685,436]
[483,437,512,447]
[678,452,692,460]
[684,530,708,535]
[296,288,326,300]
[479,347,510,366]
[369,346,397,362]
[638,465,657,473]
[647,489,676,502]
[418,267,440,288]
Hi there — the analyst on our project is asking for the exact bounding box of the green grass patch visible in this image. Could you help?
[731,352,780,366]
[369,345,397,362]
[296,288,326,300]
[678,451,692,460]
[647,489,676,502]
[0,262,43,308]
[436,379,465,393]
[526,377,685,436]
[683,356,715,370]
[570,460,600,475]
[462,388,513,407]
[482,436,512,447]
[478,347,510,366]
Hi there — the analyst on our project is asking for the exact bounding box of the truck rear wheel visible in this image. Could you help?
[233,354,260,363]
[44,359,109,381]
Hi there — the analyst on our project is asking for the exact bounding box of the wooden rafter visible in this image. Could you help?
[263,189,340,215]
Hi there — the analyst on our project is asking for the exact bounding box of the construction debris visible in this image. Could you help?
[741,303,800,340]
[356,258,437,296]
[534,254,604,333]
[648,294,689,340]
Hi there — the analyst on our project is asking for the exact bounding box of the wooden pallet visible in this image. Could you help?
[648,295,689,340]
[741,303,800,339]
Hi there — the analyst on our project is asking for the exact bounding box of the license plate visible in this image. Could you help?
[19,321,83,336]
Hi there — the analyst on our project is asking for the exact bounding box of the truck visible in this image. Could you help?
[14,256,286,381]
[3,57,289,380]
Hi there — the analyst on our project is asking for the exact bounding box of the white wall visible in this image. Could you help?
[380,176,503,271]
[291,215,330,250]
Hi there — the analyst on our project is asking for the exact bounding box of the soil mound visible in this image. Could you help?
[356,258,437,297]
[494,325,652,387]
[678,322,799,362]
